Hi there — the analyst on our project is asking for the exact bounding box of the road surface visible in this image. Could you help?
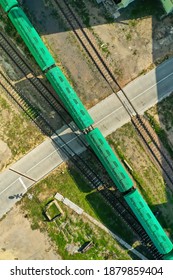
[90,57,173,136]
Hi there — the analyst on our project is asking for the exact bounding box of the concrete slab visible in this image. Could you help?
[55,193,64,202]
[63,198,84,215]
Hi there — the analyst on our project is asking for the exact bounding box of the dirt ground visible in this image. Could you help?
[146,95,173,146]
[87,0,173,85]
[0,205,61,260]
[20,0,173,106]
[21,0,112,108]
[0,140,11,170]
[1,0,172,120]
[0,81,44,171]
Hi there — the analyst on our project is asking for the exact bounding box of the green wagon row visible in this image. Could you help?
[0,0,18,12]
[163,251,173,260]
[85,128,134,192]
[46,67,94,130]
[8,7,55,71]
[124,189,173,255]
[1,0,173,259]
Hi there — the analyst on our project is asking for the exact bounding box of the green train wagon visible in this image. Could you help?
[163,251,173,260]
[8,7,55,71]
[85,128,134,192]
[125,189,173,255]
[46,67,94,130]
[3,1,173,260]
[0,0,18,12]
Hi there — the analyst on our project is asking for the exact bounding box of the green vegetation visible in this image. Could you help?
[107,122,173,237]
[22,165,134,241]
[69,0,111,57]
[91,29,110,57]
[0,95,11,110]
[0,7,40,73]
[69,0,90,27]
[20,164,138,259]
[145,112,173,160]
[45,201,61,220]
[144,96,173,234]
[0,92,44,163]
[0,7,16,37]
[48,210,132,260]
[126,32,132,41]
[145,93,173,161]
[156,94,173,131]
[130,0,163,18]
[128,19,138,27]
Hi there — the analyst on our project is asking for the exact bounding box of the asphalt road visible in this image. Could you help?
[0,126,87,218]
[90,57,173,136]
[0,57,173,218]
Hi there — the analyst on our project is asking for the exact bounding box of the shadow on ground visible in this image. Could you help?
[2,0,173,257]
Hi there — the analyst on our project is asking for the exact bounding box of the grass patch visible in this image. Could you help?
[126,32,132,41]
[20,164,139,259]
[69,0,90,27]
[23,165,134,241]
[45,201,62,221]
[0,90,44,163]
[107,122,173,237]
[145,112,173,160]
[47,210,132,260]
[91,29,110,57]
[0,6,42,75]
[130,0,163,18]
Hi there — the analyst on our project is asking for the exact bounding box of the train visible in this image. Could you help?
[1,0,173,260]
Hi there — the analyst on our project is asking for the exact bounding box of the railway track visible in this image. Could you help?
[55,0,173,191]
[131,115,173,190]
[0,70,161,259]
[0,31,162,259]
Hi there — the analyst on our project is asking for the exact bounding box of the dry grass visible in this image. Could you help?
[108,122,173,238]
[0,87,44,170]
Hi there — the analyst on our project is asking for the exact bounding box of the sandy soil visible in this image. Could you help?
[87,1,173,86]
[20,0,173,105]
[0,205,61,260]
[2,0,172,112]
[0,140,12,170]
[21,0,112,108]
[148,104,173,145]
[0,80,44,171]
